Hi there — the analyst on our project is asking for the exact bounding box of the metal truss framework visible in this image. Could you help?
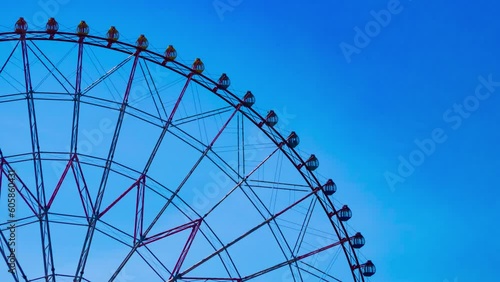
[0,27,373,282]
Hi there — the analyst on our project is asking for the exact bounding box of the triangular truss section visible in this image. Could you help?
[99,171,203,280]
[46,153,94,221]
[97,173,146,243]
[138,218,202,280]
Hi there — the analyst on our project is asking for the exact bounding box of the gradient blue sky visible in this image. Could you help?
[1,0,499,281]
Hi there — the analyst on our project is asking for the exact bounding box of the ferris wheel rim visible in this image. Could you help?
[0,25,373,281]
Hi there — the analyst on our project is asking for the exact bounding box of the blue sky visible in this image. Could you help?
[0,0,499,281]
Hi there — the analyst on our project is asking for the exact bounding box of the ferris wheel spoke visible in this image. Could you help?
[141,71,195,174]
[134,246,171,280]
[0,43,24,91]
[195,148,301,277]
[81,54,134,96]
[69,39,85,155]
[18,30,56,281]
[173,106,233,126]
[0,41,23,92]
[241,237,348,281]
[0,41,19,75]
[245,180,310,193]
[177,187,319,279]
[74,44,143,281]
[27,42,73,93]
[142,61,169,118]
[291,196,317,256]
[235,192,298,280]
[105,69,202,280]
[294,266,329,282]
[207,161,301,281]
[103,73,199,279]
[144,103,242,235]
[135,61,164,119]
[202,142,283,219]
[299,261,342,282]
[110,65,196,276]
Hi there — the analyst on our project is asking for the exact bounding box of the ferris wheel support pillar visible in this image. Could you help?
[19,29,57,281]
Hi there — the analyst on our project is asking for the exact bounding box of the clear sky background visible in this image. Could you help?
[0,0,499,281]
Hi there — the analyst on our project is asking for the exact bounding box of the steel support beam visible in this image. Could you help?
[20,35,55,281]
[74,49,142,282]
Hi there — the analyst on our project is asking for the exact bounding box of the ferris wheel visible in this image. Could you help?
[0,17,376,282]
